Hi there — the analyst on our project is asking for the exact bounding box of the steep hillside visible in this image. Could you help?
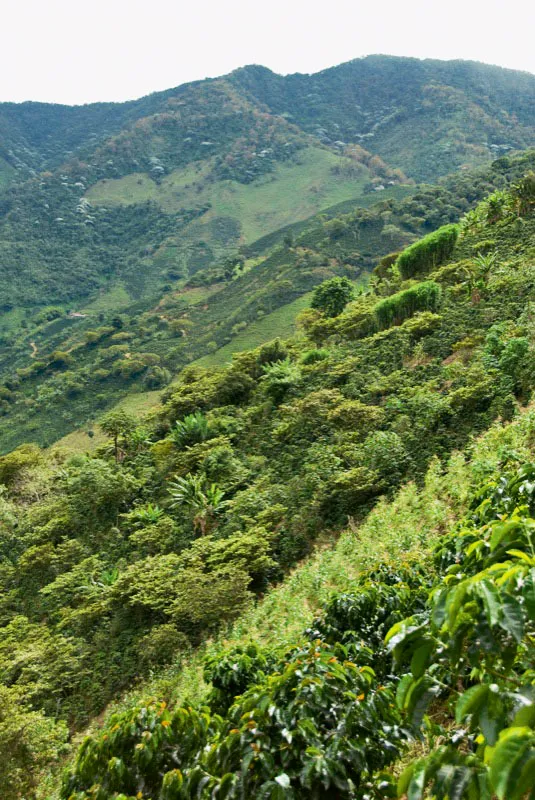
[2,55,534,186]
[0,58,533,453]
[1,168,535,797]
[0,150,533,452]
[0,55,533,317]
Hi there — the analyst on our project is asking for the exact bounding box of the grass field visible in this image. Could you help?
[86,147,371,244]
[193,274,368,368]
[192,293,313,368]
[80,284,133,314]
[52,389,163,455]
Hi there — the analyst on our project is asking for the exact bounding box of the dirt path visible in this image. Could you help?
[30,341,38,358]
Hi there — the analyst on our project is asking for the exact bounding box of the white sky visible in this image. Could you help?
[2,0,534,105]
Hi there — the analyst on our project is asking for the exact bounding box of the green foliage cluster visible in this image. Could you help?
[395,224,459,279]
[374,281,442,329]
[61,457,535,800]
[311,276,355,317]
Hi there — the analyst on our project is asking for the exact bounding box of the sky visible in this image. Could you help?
[2,0,535,105]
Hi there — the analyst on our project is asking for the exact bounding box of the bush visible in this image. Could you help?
[374,281,442,329]
[395,224,459,279]
[311,276,355,318]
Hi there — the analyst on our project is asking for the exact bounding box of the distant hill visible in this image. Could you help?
[1,55,533,184]
[0,56,533,309]
[230,56,535,180]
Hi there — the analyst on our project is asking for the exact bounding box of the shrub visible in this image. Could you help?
[395,224,459,279]
[311,276,355,318]
[374,281,442,329]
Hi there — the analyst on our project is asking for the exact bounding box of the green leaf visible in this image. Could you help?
[490,520,521,551]
[499,596,524,642]
[410,641,434,679]
[455,684,489,725]
[405,676,439,728]
[396,673,414,709]
[512,703,535,727]
[448,765,472,800]
[475,580,501,626]
[407,760,427,800]
[397,763,415,796]
[523,568,535,620]
[489,727,533,799]
[515,752,535,800]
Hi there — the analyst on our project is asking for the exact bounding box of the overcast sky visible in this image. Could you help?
[2,0,534,105]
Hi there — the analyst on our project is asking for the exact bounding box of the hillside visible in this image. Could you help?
[0,150,534,453]
[0,54,533,310]
[0,56,533,454]
[231,56,535,180]
[2,55,534,185]
[1,167,534,797]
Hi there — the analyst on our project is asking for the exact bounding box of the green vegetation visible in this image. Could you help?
[0,175,534,796]
[311,276,355,317]
[1,57,535,798]
[60,430,535,800]
[86,147,372,243]
[395,223,459,279]
[2,152,535,452]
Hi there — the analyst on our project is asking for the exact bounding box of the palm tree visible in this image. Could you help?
[168,473,225,535]
[170,412,211,448]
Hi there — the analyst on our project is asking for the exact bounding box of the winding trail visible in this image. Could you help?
[30,341,38,358]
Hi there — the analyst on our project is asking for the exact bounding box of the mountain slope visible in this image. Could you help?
[0,55,533,313]
[1,169,535,797]
[0,56,534,453]
[1,150,534,452]
[230,55,535,180]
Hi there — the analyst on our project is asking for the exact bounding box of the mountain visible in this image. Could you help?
[230,56,535,179]
[0,55,533,313]
[1,167,535,797]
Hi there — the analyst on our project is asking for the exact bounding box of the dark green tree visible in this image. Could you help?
[311,277,355,318]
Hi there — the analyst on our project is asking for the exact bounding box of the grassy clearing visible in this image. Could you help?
[156,283,224,313]
[114,389,163,416]
[0,306,28,334]
[193,293,314,368]
[51,390,164,456]
[79,284,133,314]
[52,426,106,455]
[193,275,368,368]
[86,147,370,244]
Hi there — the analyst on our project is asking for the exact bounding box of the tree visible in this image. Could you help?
[168,473,226,535]
[100,409,137,462]
[311,276,355,318]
